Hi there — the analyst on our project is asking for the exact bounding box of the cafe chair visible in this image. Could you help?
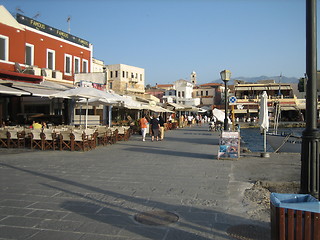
[42,129,56,150]
[30,129,43,150]
[7,128,25,148]
[59,130,73,151]
[72,130,90,151]
[0,130,9,148]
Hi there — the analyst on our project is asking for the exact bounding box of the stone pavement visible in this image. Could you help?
[0,124,301,240]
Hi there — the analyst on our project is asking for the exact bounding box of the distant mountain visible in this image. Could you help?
[213,76,299,84]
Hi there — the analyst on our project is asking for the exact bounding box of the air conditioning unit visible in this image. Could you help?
[41,68,53,78]
[30,66,41,76]
[52,70,63,80]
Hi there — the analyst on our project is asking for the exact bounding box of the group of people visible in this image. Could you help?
[139,114,166,142]
[178,114,212,128]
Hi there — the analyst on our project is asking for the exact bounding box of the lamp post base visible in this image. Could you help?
[224,119,229,131]
[260,152,270,158]
[300,129,320,199]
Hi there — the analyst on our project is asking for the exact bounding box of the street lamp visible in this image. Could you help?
[300,0,320,199]
[220,70,231,131]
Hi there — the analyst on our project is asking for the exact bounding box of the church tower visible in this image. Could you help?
[191,71,197,85]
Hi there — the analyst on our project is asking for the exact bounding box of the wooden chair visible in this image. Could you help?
[111,129,118,144]
[72,130,90,151]
[17,130,26,148]
[7,128,25,148]
[84,128,97,149]
[96,126,108,146]
[104,129,113,145]
[58,130,73,151]
[0,130,9,148]
[30,129,43,150]
[42,129,56,150]
[116,127,125,141]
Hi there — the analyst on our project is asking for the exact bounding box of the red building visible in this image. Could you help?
[0,5,93,124]
[0,5,92,83]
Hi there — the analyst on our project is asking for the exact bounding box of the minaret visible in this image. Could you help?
[191,71,197,85]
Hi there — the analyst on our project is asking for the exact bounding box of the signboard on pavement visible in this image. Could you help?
[217,131,240,159]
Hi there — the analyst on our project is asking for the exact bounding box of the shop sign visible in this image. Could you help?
[16,14,90,48]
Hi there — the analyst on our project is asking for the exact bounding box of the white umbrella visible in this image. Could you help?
[49,87,119,128]
[49,86,119,100]
[78,97,117,106]
[212,108,231,124]
[259,91,269,155]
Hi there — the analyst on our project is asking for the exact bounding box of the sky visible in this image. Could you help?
[2,0,319,85]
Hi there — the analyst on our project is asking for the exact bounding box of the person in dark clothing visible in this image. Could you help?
[149,114,160,141]
[158,115,165,140]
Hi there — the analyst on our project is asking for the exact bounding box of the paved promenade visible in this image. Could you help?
[0,124,301,240]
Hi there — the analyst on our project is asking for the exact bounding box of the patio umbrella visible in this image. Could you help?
[259,91,269,156]
[78,97,117,107]
[49,87,120,128]
[49,87,119,100]
[212,108,231,124]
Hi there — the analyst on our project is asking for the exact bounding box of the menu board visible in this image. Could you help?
[218,131,240,159]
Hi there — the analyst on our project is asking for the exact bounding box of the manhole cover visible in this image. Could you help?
[227,224,270,240]
[134,210,179,226]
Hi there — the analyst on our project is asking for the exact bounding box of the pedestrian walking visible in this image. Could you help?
[187,115,193,127]
[139,115,148,141]
[149,114,160,141]
[158,115,165,140]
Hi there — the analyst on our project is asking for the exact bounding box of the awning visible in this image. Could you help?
[14,86,61,97]
[233,109,247,113]
[121,96,143,109]
[0,69,43,83]
[157,106,173,113]
[235,87,251,91]
[40,80,71,90]
[142,105,173,113]
[235,85,292,91]
[252,87,268,90]
[296,104,306,110]
[167,102,185,109]
[0,84,31,96]
[280,106,298,111]
[135,96,152,103]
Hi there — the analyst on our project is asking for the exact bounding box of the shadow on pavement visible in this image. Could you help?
[123,146,216,160]
[165,136,220,145]
[0,162,269,240]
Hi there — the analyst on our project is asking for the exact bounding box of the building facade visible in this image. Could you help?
[193,83,222,108]
[162,79,200,106]
[232,80,304,121]
[92,58,105,73]
[0,6,92,84]
[106,64,145,96]
[145,88,165,103]
[0,5,93,124]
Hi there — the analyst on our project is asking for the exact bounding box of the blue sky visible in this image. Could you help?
[2,0,319,85]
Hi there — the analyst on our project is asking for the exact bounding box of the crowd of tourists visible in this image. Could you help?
[138,113,212,142]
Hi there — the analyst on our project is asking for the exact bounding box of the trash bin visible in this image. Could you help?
[270,193,320,240]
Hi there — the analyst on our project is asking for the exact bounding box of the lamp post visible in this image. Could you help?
[300,0,320,199]
[220,70,231,131]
